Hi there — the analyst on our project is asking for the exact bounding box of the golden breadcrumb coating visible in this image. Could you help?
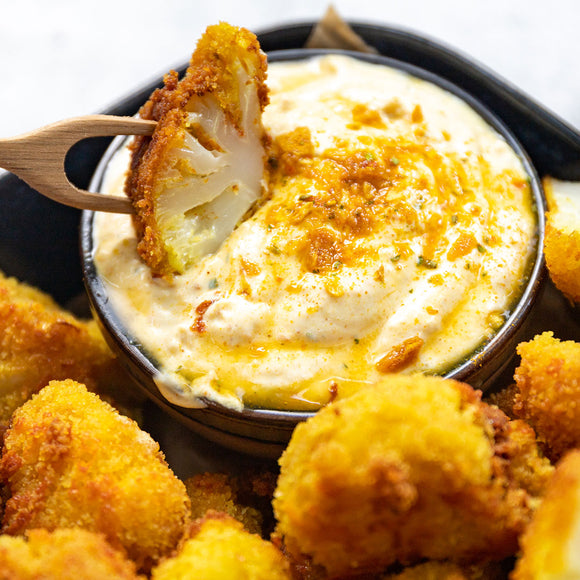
[185,470,277,536]
[126,22,269,277]
[381,560,507,579]
[0,270,142,435]
[273,375,553,578]
[543,177,580,304]
[512,450,580,579]
[512,331,580,461]
[0,528,143,580]
[383,562,468,580]
[0,380,190,572]
[151,512,292,580]
[485,383,519,420]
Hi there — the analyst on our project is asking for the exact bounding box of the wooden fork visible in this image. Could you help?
[0,115,156,213]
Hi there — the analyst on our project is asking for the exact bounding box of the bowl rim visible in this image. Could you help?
[81,47,546,431]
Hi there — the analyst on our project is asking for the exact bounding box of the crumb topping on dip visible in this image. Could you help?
[94,55,537,411]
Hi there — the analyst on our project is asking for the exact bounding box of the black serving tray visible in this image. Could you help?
[2,18,580,462]
[2,20,579,305]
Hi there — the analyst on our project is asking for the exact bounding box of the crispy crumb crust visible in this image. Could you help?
[0,380,191,573]
[544,220,580,304]
[512,331,580,462]
[125,23,268,278]
[184,470,277,537]
[0,528,143,580]
[0,271,141,438]
[381,559,507,580]
[273,375,553,577]
[543,178,580,304]
[151,511,292,580]
[512,450,580,579]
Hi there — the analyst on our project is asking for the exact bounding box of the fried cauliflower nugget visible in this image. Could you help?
[0,271,141,434]
[543,177,580,304]
[0,528,142,580]
[512,331,580,462]
[512,450,580,579]
[185,470,276,536]
[126,22,269,277]
[0,380,190,572]
[382,560,506,580]
[273,375,553,578]
[151,512,292,580]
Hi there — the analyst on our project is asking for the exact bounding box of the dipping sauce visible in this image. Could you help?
[93,54,537,411]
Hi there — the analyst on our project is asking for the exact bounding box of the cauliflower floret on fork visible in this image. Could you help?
[126,23,269,277]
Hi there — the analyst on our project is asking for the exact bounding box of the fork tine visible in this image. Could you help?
[0,115,156,213]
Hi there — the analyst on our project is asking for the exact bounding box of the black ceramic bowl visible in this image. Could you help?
[81,44,547,458]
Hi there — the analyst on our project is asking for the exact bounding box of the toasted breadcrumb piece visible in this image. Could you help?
[543,177,580,304]
[0,528,143,580]
[512,449,580,579]
[273,375,553,578]
[151,512,292,580]
[0,270,143,435]
[0,380,190,573]
[512,331,580,462]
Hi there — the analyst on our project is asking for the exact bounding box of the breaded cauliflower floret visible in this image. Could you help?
[543,176,580,304]
[0,380,191,572]
[381,560,505,579]
[151,512,292,580]
[0,528,143,580]
[0,271,141,435]
[126,22,269,277]
[273,375,553,578]
[185,470,277,536]
[512,449,580,579]
[512,331,580,462]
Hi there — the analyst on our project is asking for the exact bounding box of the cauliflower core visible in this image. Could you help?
[126,23,269,277]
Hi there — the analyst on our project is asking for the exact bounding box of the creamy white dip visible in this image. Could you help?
[93,55,537,411]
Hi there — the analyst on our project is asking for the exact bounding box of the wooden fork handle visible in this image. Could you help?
[0,115,156,213]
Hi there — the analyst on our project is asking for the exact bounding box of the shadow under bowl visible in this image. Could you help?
[81,47,546,459]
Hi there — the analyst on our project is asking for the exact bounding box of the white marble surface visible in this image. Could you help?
[0,0,578,139]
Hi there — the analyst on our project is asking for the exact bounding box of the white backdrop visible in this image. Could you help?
[0,0,578,137]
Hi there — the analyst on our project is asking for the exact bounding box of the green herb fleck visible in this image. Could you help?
[391,254,401,263]
[390,157,400,166]
[208,277,219,289]
[477,244,486,253]
[417,256,438,269]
